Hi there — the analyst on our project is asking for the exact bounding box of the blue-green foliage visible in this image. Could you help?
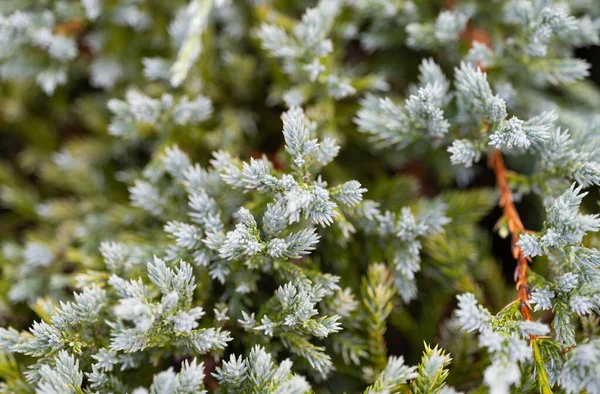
[0,0,600,393]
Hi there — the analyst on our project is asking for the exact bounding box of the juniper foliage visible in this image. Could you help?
[1,0,600,393]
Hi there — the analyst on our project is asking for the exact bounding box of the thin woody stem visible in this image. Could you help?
[488,149,537,334]
[54,19,85,36]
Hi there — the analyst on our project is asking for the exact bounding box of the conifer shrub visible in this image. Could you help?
[1,0,600,393]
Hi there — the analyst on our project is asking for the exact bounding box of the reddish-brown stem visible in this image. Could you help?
[53,19,85,37]
[489,149,537,339]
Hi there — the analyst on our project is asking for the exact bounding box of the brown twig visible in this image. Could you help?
[53,19,85,37]
[489,149,537,340]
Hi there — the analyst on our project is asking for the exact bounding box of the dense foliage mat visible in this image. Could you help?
[1,0,600,393]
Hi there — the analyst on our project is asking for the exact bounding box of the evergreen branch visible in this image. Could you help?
[532,340,553,394]
[361,263,395,373]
